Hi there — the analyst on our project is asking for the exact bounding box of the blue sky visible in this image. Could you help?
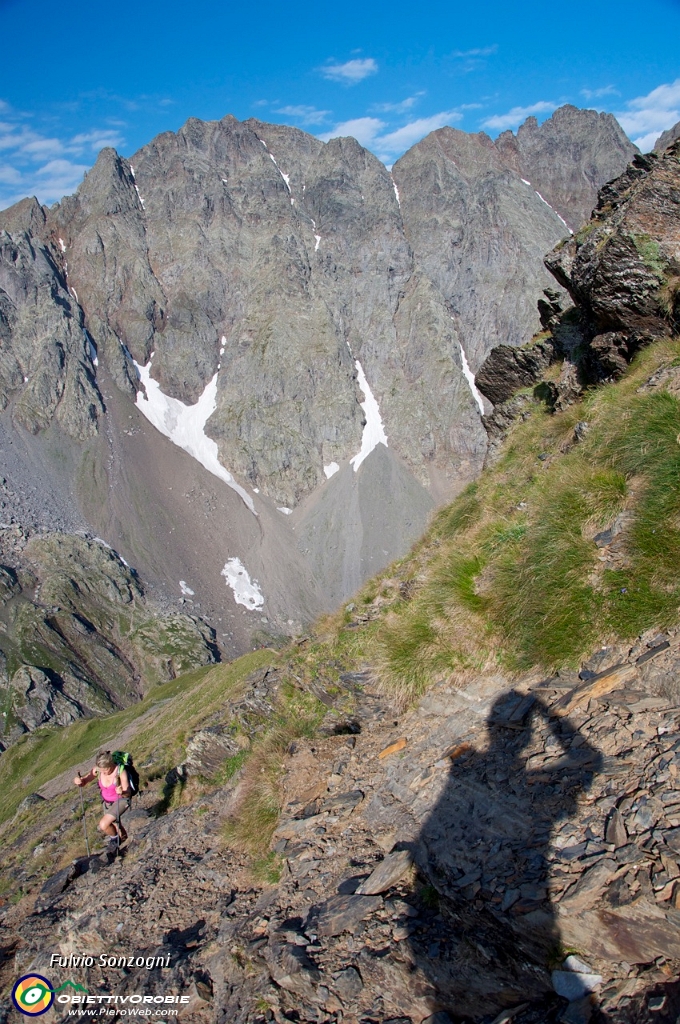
[1,0,679,210]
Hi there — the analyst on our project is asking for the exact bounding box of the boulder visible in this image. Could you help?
[185,728,243,779]
[356,849,414,895]
[307,894,382,937]
[475,339,556,407]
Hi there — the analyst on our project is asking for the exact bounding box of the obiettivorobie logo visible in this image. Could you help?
[12,976,88,1016]
[12,971,193,1018]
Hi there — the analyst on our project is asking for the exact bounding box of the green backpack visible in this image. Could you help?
[112,751,140,794]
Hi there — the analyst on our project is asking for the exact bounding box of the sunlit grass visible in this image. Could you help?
[376,337,680,685]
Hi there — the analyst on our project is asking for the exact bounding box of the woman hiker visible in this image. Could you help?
[74,751,130,848]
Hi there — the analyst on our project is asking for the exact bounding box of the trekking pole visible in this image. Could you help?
[77,772,91,857]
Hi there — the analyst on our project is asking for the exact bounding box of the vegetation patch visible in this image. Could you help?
[631,233,666,279]
[372,338,680,687]
[223,681,325,858]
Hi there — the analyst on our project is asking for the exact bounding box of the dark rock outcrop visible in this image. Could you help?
[546,141,680,377]
[475,337,556,407]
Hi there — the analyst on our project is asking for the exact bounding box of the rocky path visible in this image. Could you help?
[3,632,680,1023]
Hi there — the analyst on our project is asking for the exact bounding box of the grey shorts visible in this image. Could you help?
[102,798,130,819]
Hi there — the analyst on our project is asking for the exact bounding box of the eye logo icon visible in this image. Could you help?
[11,975,54,1016]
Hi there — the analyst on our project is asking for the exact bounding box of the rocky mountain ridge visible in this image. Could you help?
[0,532,217,750]
[0,105,640,738]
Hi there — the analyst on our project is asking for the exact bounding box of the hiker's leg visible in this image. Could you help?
[109,799,129,842]
[98,813,117,837]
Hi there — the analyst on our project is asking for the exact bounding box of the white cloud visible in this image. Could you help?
[0,99,126,209]
[71,128,125,151]
[319,116,386,147]
[374,111,463,161]
[0,164,22,184]
[319,110,463,164]
[320,58,378,84]
[35,158,90,197]
[21,136,65,157]
[371,93,425,114]
[581,85,619,101]
[275,105,331,125]
[0,126,49,153]
[450,45,498,58]
[614,77,680,152]
[481,101,558,131]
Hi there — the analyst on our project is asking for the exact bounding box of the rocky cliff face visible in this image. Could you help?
[0,105,636,508]
[497,105,638,231]
[0,220,103,439]
[0,106,639,681]
[655,120,680,154]
[393,108,637,372]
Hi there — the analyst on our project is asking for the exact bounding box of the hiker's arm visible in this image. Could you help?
[74,769,96,786]
[535,696,603,770]
[116,769,129,795]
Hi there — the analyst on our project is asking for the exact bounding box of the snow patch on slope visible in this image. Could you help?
[459,342,485,414]
[93,537,130,567]
[179,580,194,596]
[520,177,572,233]
[84,331,98,367]
[134,355,257,515]
[350,361,388,472]
[129,165,146,210]
[391,177,401,207]
[221,557,264,610]
[266,149,292,198]
[324,462,339,479]
[533,188,571,233]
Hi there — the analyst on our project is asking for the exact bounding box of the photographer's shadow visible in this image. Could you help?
[405,688,603,1020]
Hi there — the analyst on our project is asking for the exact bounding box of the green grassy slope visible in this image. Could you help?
[370,338,680,698]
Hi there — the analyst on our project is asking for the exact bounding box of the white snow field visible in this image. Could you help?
[221,557,265,610]
[134,355,256,515]
[350,360,388,472]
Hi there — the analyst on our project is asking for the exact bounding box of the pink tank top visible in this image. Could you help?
[98,771,119,802]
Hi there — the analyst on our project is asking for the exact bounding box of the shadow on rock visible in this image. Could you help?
[402,688,604,1022]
